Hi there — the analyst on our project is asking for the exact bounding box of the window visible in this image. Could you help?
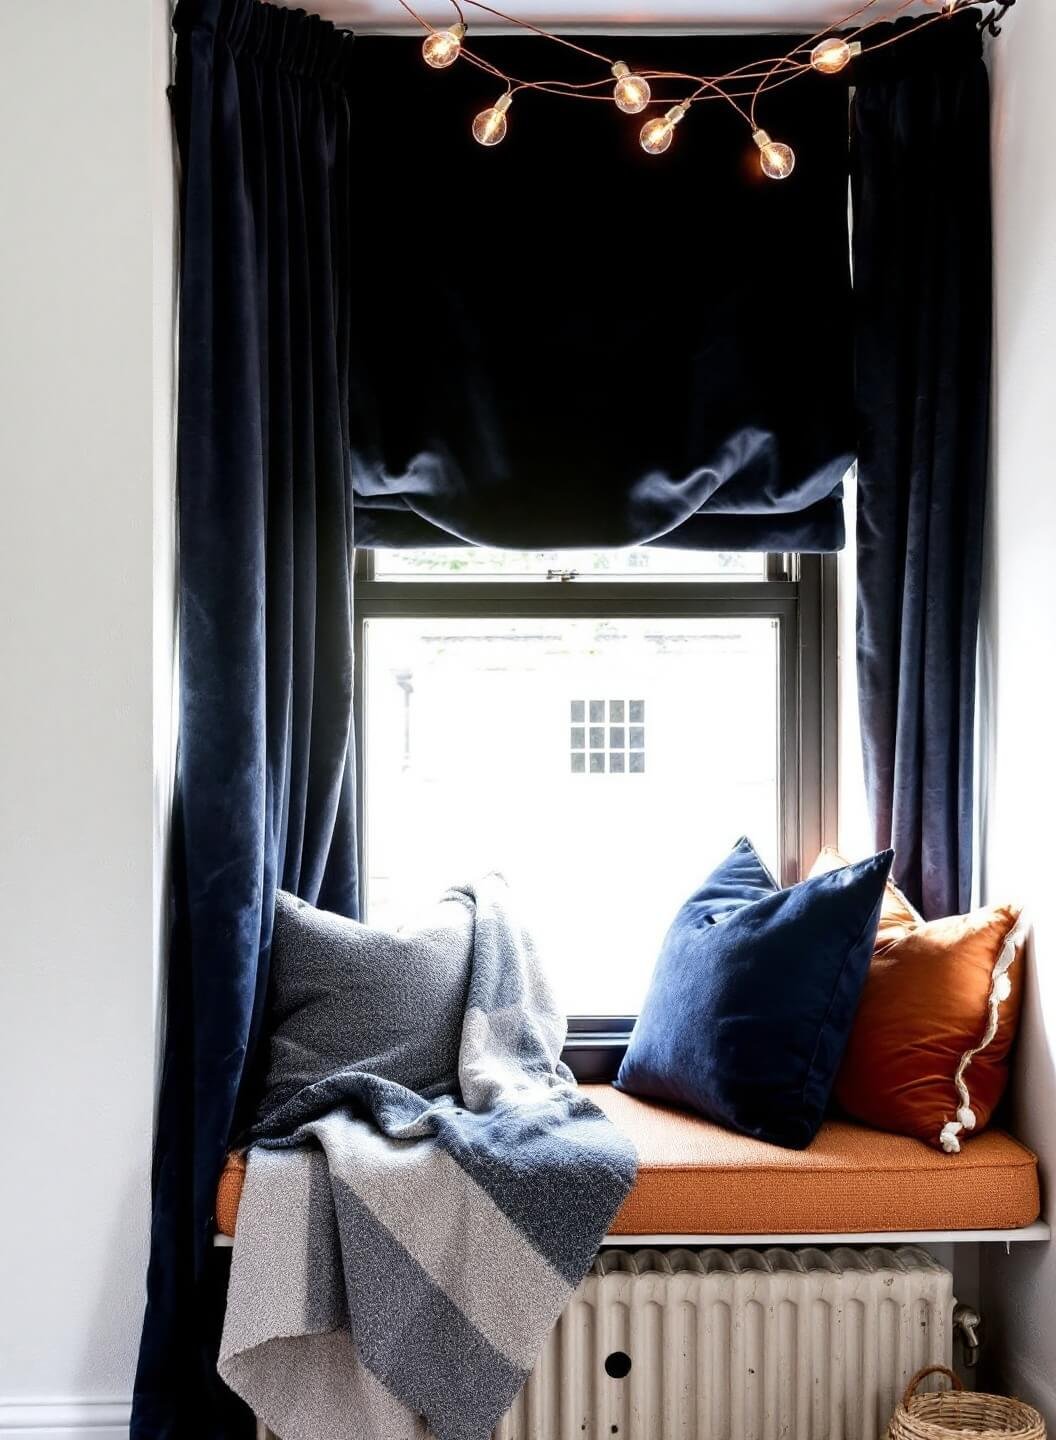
[570,698,646,774]
[354,549,837,1035]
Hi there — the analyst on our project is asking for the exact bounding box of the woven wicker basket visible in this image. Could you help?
[889,1366,1046,1440]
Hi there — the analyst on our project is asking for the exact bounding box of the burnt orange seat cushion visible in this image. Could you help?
[590,1085,1039,1236]
[215,1085,1039,1239]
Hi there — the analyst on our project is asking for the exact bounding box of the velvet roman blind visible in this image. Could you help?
[345,36,855,553]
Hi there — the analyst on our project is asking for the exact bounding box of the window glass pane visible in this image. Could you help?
[363,616,779,1016]
[373,547,766,581]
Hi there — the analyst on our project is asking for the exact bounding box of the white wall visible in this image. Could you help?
[0,1,176,1435]
[978,2,1056,1424]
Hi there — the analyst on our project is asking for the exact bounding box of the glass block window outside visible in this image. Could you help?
[571,699,645,774]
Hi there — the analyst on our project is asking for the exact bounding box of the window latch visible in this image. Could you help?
[546,568,579,583]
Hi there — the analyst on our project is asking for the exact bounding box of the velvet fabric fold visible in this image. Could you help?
[851,11,992,918]
[345,34,855,553]
[133,2,358,1435]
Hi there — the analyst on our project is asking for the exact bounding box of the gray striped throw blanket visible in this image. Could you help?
[219,877,637,1440]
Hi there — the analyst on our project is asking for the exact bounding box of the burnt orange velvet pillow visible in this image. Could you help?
[810,848,1027,1152]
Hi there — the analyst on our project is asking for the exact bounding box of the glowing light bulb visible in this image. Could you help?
[611,61,652,115]
[809,36,862,73]
[752,128,796,180]
[640,103,688,155]
[472,92,513,146]
[422,22,466,69]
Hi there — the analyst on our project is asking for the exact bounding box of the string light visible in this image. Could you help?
[472,92,513,145]
[395,0,1003,175]
[640,103,688,155]
[422,22,467,68]
[611,62,652,115]
[753,128,796,179]
[810,36,863,72]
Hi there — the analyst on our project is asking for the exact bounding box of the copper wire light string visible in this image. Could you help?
[395,0,999,161]
[406,0,848,115]
[747,0,892,120]
[748,0,969,120]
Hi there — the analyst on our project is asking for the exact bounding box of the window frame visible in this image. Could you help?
[352,550,838,1075]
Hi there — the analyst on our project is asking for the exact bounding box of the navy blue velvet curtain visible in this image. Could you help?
[852,13,991,919]
[133,2,358,1435]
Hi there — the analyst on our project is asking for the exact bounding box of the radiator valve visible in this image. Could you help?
[954,1303,983,1368]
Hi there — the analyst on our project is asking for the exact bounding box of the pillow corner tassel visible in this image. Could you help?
[937,911,1029,1154]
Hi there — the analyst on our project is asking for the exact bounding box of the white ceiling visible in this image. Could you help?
[285,0,936,33]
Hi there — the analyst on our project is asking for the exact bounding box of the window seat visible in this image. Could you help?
[586,1085,1041,1240]
[214,1083,1042,1245]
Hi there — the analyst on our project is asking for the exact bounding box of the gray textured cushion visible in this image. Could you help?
[257,889,475,1124]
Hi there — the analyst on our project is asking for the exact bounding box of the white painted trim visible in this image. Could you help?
[216,1222,1050,1249]
[214,1226,1048,1249]
[599,1221,1051,1246]
[0,1398,130,1439]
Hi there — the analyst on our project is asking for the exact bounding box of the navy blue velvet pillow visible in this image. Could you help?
[615,838,893,1148]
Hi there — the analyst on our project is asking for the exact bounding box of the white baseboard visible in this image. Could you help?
[0,1399,130,1439]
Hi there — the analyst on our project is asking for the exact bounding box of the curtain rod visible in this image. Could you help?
[329,1,1013,36]
[338,16,1008,38]
[981,0,1016,35]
